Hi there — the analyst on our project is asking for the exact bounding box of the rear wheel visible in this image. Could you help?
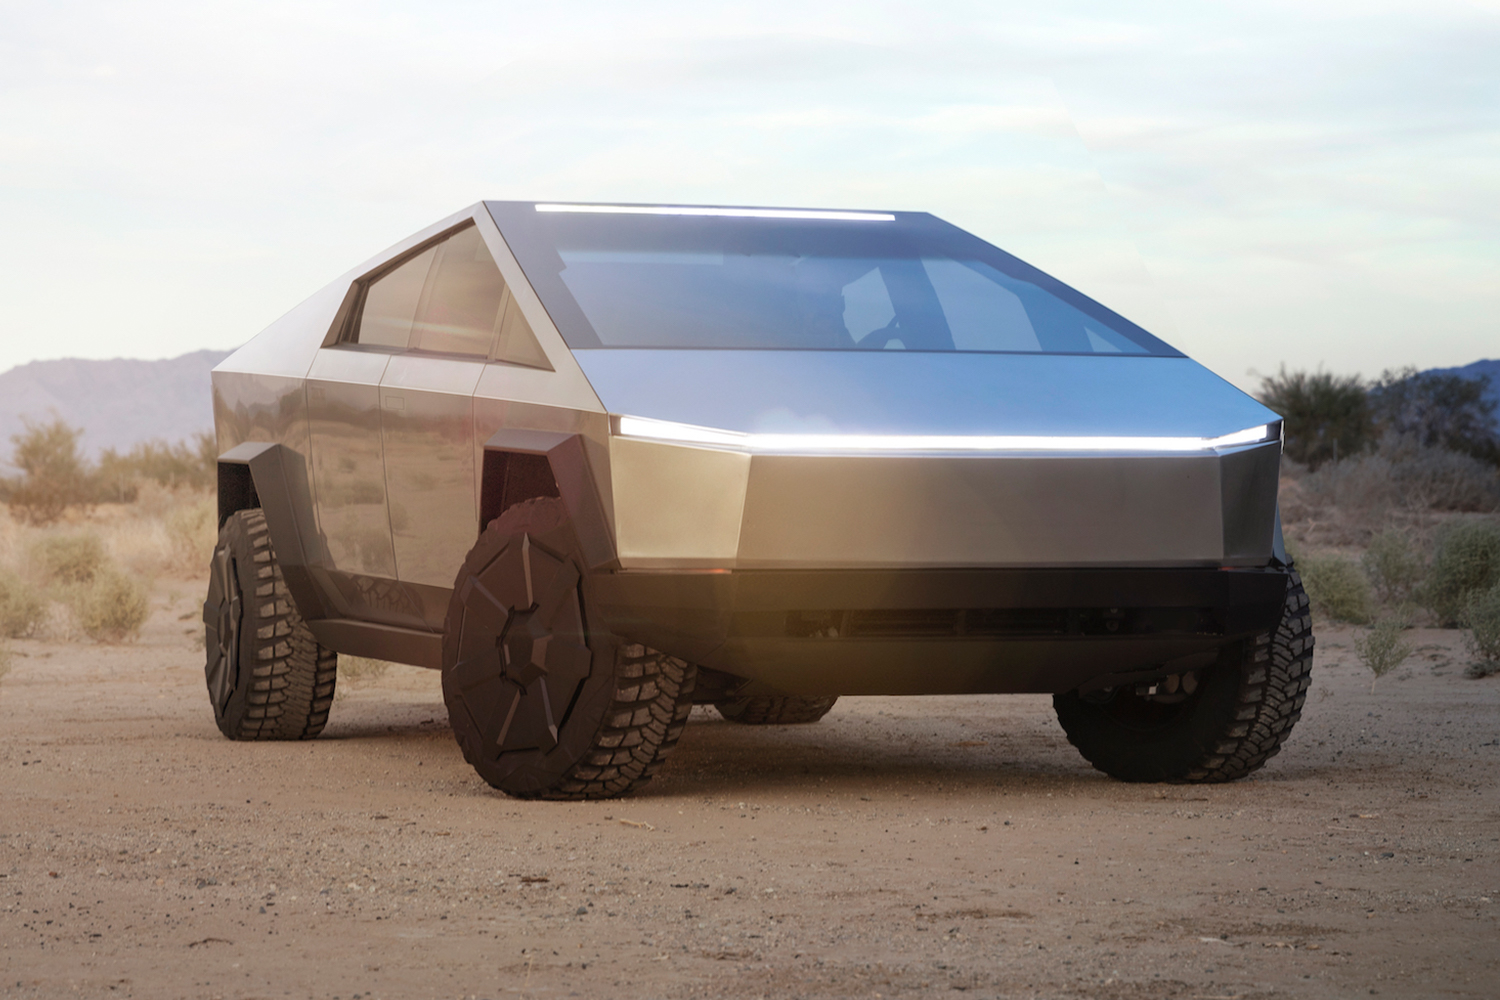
[203,508,337,741]
[1053,569,1313,782]
[442,498,696,799]
[715,695,839,725]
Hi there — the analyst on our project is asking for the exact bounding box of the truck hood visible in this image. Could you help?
[571,350,1278,441]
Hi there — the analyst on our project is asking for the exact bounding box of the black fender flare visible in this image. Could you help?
[216,442,329,622]
[479,428,618,572]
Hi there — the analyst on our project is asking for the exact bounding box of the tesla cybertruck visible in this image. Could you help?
[205,201,1312,799]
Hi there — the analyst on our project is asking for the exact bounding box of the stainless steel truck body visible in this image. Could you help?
[203,202,1313,798]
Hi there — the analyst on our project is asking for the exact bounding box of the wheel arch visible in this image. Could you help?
[479,428,618,572]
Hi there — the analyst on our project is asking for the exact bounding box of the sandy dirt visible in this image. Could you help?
[2,575,1498,1000]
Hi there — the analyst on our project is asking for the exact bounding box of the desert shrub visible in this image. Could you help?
[0,569,46,638]
[1370,367,1499,466]
[1257,367,1372,470]
[1424,520,1500,625]
[71,570,150,642]
[2,417,96,524]
[0,641,12,686]
[32,532,108,585]
[1461,584,1500,671]
[1297,553,1374,624]
[165,495,217,570]
[1355,621,1412,690]
[1362,528,1426,604]
[96,432,216,493]
[1300,435,1500,514]
[1354,618,1414,692]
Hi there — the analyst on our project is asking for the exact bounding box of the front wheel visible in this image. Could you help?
[1053,569,1314,782]
[441,498,696,800]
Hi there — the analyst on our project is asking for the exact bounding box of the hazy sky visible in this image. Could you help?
[1,1,1495,391]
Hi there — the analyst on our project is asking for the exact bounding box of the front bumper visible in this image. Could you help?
[585,565,1289,696]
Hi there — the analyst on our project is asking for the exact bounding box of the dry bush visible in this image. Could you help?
[1425,520,1500,625]
[1354,618,1414,692]
[1300,435,1500,515]
[1462,584,1500,675]
[165,494,217,571]
[79,484,216,580]
[71,569,150,642]
[96,433,216,493]
[2,418,95,524]
[1361,528,1426,604]
[0,568,46,638]
[32,532,107,585]
[0,641,12,686]
[1297,553,1375,624]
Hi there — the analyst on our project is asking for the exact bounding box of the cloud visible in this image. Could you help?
[0,1,1495,389]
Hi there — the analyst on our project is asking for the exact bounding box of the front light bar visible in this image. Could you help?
[614,416,1280,454]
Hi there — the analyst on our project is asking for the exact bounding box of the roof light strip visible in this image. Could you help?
[535,204,895,222]
[616,417,1274,453]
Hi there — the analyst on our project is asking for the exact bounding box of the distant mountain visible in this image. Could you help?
[1423,358,1500,429]
[0,349,233,466]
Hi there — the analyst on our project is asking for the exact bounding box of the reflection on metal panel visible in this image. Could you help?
[572,350,1277,440]
[306,349,396,578]
[735,453,1222,568]
[211,371,309,457]
[380,353,484,587]
[609,438,750,564]
[1219,442,1281,560]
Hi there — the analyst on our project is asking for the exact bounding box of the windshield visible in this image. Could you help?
[486,203,1179,356]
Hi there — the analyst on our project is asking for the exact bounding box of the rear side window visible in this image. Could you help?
[352,225,551,368]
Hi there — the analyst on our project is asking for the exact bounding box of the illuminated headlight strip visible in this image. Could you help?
[616,416,1276,453]
[535,203,895,222]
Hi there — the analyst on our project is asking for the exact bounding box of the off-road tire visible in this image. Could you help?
[203,508,337,741]
[443,497,696,800]
[716,695,839,725]
[1053,569,1314,783]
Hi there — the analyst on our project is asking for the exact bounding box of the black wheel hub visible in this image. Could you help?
[448,536,594,761]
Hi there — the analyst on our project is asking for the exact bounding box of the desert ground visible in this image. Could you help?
[2,571,1498,1000]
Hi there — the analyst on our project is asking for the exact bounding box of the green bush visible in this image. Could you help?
[1362,528,1426,603]
[1424,520,1500,625]
[32,532,107,585]
[71,570,150,642]
[1354,618,1414,692]
[1297,553,1375,624]
[0,570,46,638]
[1257,368,1372,470]
[1462,583,1500,667]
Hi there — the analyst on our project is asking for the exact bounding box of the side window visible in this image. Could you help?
[353,225,552,369]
